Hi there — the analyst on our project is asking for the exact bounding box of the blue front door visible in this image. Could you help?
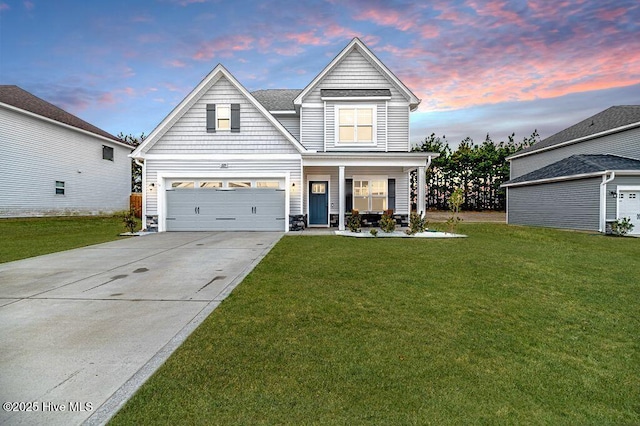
[309,181,328,225]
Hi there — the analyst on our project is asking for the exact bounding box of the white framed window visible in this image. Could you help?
[217,104,230,131]
[311,183,326,194]
[336,105,375,144]
[353,177,387,212]
[55,181,65,195]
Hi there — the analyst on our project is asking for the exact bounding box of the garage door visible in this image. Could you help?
[166,188,286,231]
[618,189,640,235]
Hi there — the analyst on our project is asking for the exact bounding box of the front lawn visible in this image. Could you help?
[111,224,639,425]
[0,216,130,263]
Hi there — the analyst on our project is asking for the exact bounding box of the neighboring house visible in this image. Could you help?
[502,106,640,234]
[0,85,133,217]
[131,38,436,232]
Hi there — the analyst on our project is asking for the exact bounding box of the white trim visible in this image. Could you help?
[323,100,327,152]
[321,96,391,101]
[131,64,307,158]
[301,103,324,108]
[269,110,297,115]
[385,101,388,152]
[142,153,302,161]
[338,166,345,231]
[0,102,132,149]
[306,174,331,227]
[507,121,640,161]
[503,170,640,188]
[156,171,290,232]
[303,157,429,167]
[293,38,420,108]
[351,175,389,213]
[599,172,615,233]
[334,104,377,147]
[616,185,640,235]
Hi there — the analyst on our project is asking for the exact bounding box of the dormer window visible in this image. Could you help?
[336,105,375,144]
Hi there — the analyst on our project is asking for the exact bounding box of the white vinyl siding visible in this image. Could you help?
[144,158,301,217]
[507,178,601,231]
[510,127,640,179]
[300,107,324,151]
[0,106,131,217]
[149,76,298,155]
[275,115,300,141]
[299,48,411,153]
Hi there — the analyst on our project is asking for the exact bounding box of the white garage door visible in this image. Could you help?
[618,189,640,235]
[166,187,286,231]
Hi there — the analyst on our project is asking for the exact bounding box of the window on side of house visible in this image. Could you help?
[217,104,231,131]
[102,145,114,161]
[207,103,240,133]
[352,178,387,212]
[337,106,374,144]
[55,181,65,195]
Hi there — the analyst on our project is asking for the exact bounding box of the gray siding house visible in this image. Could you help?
[0,86,133,217]
[503,106,640,234]
[131,38,436,232]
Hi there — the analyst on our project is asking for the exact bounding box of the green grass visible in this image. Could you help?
[0,216,131,263]
[111,224,639,425]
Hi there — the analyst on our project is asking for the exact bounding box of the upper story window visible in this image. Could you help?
[337,106,375,144]
[102,145,114,161]
[207,103,241,133]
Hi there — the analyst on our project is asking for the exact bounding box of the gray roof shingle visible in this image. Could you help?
[503,154,640,186]
[0,85,121,141]
[251,89,302,111]
[516,105,640,156]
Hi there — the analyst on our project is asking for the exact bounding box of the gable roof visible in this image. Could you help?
[131,65,307,157]
[0,85,122,142]
[251,89,302,112]
[502,154,640,187]
[293,38,421,110]
[509,106,640,160]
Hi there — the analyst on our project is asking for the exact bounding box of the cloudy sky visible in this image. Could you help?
[1,0,639,148]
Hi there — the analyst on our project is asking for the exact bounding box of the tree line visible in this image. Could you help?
[412,131,539,211]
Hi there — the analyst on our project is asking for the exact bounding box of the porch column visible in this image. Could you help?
[417,166,426,216]
[338,166,345,230]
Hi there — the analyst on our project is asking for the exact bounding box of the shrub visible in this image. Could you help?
[369,229,378,237]
[611,217,634,236]
[406,211,428,235]
[446,188,464,233]
[379,212,396,233]
[347,210,361,233]
[120,208,138,233]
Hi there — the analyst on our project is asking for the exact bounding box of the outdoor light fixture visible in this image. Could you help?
[610,190,617,198]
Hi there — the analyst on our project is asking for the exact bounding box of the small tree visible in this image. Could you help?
[121,208,138,233]
[347,210,362,233]
[406,211,428,235]
[379,212,397,233]
[446,188,464,233]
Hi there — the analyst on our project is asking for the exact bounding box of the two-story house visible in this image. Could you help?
[130,38,436,232]
[502,105,640,234]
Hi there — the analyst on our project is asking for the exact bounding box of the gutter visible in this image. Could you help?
[599,171,615,233]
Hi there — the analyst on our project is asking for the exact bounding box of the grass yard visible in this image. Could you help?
[0,216,131,263]
[111,224,639,425]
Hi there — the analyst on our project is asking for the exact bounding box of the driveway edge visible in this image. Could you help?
[83,233,283,426]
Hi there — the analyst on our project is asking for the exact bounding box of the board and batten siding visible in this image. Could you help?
[149,76,298,155]
[303,166,410,215]
[510,127,640,179]
[507,177,601,230]
[606,175,640,220]
[145,158,301,216]
[0,106,131,217]
[275,115,300,141]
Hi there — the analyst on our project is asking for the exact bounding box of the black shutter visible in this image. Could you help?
[388,179,396,211]
[345,179,353,212]
[206,104,216,133]
[231,103,240,133]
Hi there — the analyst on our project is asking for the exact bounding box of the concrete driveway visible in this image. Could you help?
[0,231,282,426]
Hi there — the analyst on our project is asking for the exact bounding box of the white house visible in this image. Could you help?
[131,38,437,232]
[503,106,640,234]
[0,85,133,217]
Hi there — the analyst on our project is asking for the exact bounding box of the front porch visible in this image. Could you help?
[301,152,434,230]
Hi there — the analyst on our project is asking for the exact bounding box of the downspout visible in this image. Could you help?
[134,158,146,231]
[599,171,615,233]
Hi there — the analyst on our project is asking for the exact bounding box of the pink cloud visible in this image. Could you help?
[598,7,627,21]
[98,92,116,106]
[0,3,10,12]
[167,59,187,68]
[284,31,327,46]
[356,8,415,31]
[192,35,254,60]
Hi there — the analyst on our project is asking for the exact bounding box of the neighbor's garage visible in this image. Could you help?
[165,179,285,231]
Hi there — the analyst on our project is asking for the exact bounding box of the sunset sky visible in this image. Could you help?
[1,0,639,147]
